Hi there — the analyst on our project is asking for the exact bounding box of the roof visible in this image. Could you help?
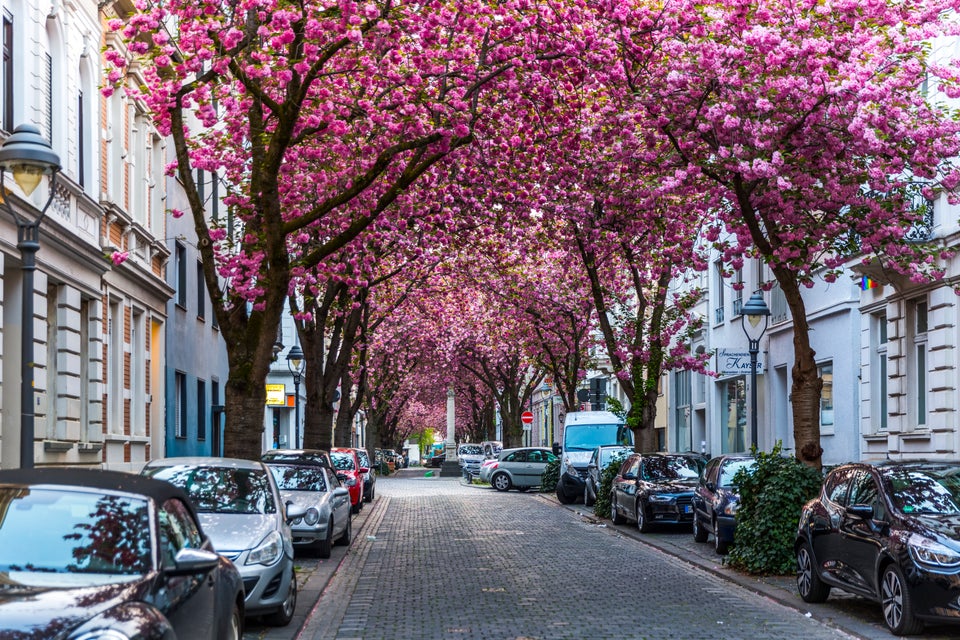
[143,456,267,470]
[563,411,624,425]
[0,467,192,505]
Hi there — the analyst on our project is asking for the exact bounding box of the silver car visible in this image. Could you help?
[266,462,353,558]
[142,457,304,627]
[488,447,558,492]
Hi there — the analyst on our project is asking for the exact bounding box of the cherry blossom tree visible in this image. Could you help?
[606,0,960,467]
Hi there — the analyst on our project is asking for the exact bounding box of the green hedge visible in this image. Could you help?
[540,458,560,492]
[593,451,630,519]
[726,443,822,575]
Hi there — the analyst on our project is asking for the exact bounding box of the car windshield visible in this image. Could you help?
[601,447,632,467]
[641,456,701,482]
[459,445,483,455]
[268,465,328,492]
[719,459,756,487]
[331,453,356,471]
[564,424,632,451]
[886,468,960,515]
[145,465,277,514]
[0,487,151,580]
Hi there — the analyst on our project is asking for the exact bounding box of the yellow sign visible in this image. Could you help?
[265,384,286,406]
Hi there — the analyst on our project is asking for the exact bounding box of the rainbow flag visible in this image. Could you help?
[860,277,877,291]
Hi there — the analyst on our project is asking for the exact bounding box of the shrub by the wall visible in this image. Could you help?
[593,451,630,519]
[540,458,560,493]
[727,443,822,575]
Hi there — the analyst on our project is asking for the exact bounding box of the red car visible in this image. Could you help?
[331,447,367,513]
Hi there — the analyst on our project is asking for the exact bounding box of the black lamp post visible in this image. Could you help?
[741,291,770,451]
[286,344,304,449]
[0,124,61,469]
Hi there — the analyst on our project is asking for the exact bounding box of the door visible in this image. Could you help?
[615,456,641,520]
[811,467,856,585]
[499,450,527,486]
[839,469,886,596]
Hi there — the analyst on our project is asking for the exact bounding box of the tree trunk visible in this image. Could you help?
[772,266,823,469]
[224,381,270,460]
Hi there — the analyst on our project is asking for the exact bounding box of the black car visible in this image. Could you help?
[692,453,756,554]
[0,467,245,639]
[354,448,377,501]
[610,452,701,532]
[796,460,960,635]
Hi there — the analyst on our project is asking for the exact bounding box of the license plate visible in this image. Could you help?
[683,505,692,513]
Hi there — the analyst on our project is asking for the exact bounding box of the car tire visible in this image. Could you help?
[264,572,297,627]
[610,492,625,524]
[636,499,652,533]
[351,499,362,515]
[713,519,729,554]
[881,563,924,636]
[692,513,708,543]
[226,601,243,640]
[492,473,512,492]
[584,482,595,507]
[335,514,352,547]
[796,542,831,603]
[556,486,575,504]
[317,520,333,559]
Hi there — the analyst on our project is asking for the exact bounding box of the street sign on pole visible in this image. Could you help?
[521,411,534,424]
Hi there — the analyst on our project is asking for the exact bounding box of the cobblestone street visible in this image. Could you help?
[295,473,861,640]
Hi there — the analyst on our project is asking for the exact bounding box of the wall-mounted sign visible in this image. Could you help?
[716,349,765,376]
[265,383,286,406]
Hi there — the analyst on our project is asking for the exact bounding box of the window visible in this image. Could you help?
[197,379,206,441]
[108,301,124,434]
[175,242,187,308]
[714,261,725,324]
[722,379,746,453]
[874,314,888,431]
[912,299,928,428]
[131,310,145,436]
[77,90,85,188]
[818,362,834,432]
[196,261,205,320]
[674,370,691,452]
[2,14,12,132]
[175,371,187,438]
[41,52,52,142]
[158,498,203,566]
[732,268,743,316]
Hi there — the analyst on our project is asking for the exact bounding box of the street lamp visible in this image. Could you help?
[0,124,61,469]
[286,344,304,449]
[741,291,770,451]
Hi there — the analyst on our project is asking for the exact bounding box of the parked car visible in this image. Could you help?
[481,440,503,460]
[354,448,377,502]
[796,460,960,636]
[142,456,304,627]
[330,447,367,513]
[0,467,245,639]
[489,447,558,492]
[584,445,634,507]
[692,453,756,554]
[458,443,485,480]
[477,457,500,483]
[610,452,700,532]
[265,460,352,558]
[426,452,446,468]
[262,448,333,469]
[556,411,633,504]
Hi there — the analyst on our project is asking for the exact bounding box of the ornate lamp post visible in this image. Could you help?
[286,344,304,449]
[740,292,770,450]
[0,124,61,469]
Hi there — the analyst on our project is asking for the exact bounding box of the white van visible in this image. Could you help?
[555,411,632,504]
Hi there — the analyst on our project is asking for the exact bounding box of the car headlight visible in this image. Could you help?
[73,632,130,640]
[648,494,675,503]
[246,530,284,566]
[304,508,320,525]
[723,501,739,516]
[908,533,960,571]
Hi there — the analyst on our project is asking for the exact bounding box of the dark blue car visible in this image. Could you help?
[691,453,756,554]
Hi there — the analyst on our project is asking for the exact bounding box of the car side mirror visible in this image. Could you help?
[552,443,561,456]
[623,472,637,480]
[587,462,597,470]
[285,501,308,522]
[705,481,717,492]
[359,467,369,474]
[333,487,350,498]
[167,547,220,576]
[847,503,874,520]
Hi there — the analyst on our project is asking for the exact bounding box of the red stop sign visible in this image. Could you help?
[521,411,534,424]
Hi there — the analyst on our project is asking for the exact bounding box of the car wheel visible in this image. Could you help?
[636,500,652,533]
[713,519,729,554]
[584,482,595,507]
[796,542,831,603]
[492,473,512,492]
[335,514,352,547]
[351,499,362,515]
[692,513,708,543]
[317,519,333,559]
[556,485,575,504]
[610,492,625,524]
[264,572,297,627]
[881,563,924,635]
[226,601,243,640]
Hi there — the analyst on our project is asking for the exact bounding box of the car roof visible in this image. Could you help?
[262,449,332,466]
[144,456,267,470]
[564,411,623,425]
[0,467,193,505]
